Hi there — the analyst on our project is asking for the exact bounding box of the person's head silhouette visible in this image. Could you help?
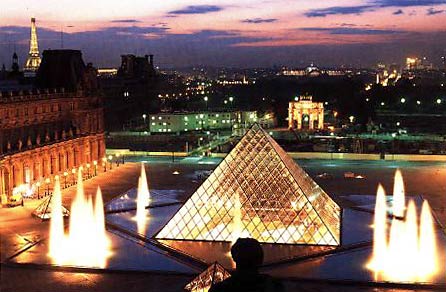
[231,238,264,271]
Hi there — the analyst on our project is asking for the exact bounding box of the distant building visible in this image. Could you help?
[147,111,258,134]
[288,95,324,131]
[281,64,345,77]
[100,54,159,131]
[0,49,105,205]
[24,18,41,77]
[118,54,156,81]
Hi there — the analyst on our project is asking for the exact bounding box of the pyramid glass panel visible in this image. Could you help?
[184,262,231,292]
[32,195,70,220]
[156,124,341,245]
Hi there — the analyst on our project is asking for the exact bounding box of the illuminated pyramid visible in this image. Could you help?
[184,262,231,292]
[32,195,69,220]
[156,124,341,245]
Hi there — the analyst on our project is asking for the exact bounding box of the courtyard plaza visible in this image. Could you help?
[1,156,445,292]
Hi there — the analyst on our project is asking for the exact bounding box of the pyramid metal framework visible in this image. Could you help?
[32,195,69,220]
[184,262,231,292]
[156,124,341,245]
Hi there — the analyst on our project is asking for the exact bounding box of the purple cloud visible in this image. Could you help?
[305,5,374,17]
[241,18,277,24]
[168,5,223,15]
[426,7,444,14]
[110,19,141,23]
[300,27,405,35]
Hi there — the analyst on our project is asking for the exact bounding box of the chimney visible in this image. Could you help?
[149,54,154,66]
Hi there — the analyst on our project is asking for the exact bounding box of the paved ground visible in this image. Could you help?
[1,157,445,291]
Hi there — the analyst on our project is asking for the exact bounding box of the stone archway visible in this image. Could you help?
[12,163,22,187]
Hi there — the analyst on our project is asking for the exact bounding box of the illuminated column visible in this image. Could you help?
[319,109,324,129]
[310,113,314,130]
[12,163,23,187]
[0,167,7,204]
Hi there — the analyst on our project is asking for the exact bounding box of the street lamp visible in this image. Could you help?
[116,154,120,166]
[86,163,91,178]
[71,168,76,184]
[229,96,234,108]
[45,178,50,196]
[63,171,68,188]
[36,182,41,199]
[102,157,107,172]
[93,160,97,176]
[400,98,406,104]
[436,98,442,104]
[142,114,147,125]
[108,155,113,169]
[204,96,208,110]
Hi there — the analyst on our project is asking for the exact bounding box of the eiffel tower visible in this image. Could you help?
[24,18,41,75]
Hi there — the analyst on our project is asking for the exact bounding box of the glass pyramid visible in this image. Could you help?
[156,124,341,245]
[32,195,70,220]
[184,262,231,292]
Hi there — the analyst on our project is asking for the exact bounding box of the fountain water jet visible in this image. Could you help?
[367,184,387,273]
[392,169,405,218]
[367,170,440,282]
[48,177,64,259]
[418,201,439,278]
[48,169,111,268]
[136,163,150,234]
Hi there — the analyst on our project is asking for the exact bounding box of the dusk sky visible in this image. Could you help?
[1,0,446,68]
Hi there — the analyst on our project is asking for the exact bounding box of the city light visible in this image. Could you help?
[400,98,406,103]
[436,98,442,104]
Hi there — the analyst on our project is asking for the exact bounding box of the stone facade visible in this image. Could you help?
[0,88,105,204]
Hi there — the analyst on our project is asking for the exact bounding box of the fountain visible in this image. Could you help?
[48,177,64,259]
[48,169,111,268]
[136,163,150,234]
[367,169,440,282]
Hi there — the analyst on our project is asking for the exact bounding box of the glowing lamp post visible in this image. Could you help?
[142,114,147,125]
[63,172,68,188]
[108,155,113,169]
[229,96,234,108]
[93,161,97,176]
[204,96,208,110]
[45,178,50,196]
[86,163,91,178]
[36,182,41,199]
[102,157,107,172]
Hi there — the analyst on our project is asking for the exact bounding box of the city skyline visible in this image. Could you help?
[1,0,446,68]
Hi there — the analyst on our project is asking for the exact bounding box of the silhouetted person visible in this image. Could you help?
[209,238,284,292]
